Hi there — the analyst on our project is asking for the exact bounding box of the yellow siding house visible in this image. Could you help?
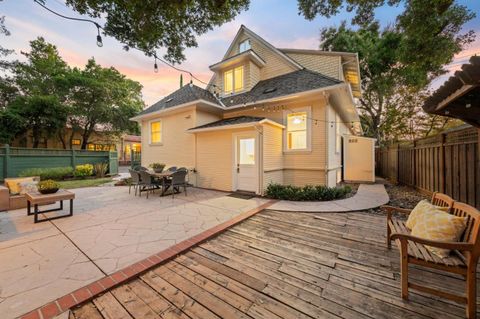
[131,25,362,194]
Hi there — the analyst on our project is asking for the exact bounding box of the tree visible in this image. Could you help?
[62,0,250,63]
[66,58,143,149]
[319,18,474,143]
[0,16,23,144]
[303,0,475,89]
[9,37,70,147]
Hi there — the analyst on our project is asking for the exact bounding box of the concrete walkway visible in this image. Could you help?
[269,183,389,212]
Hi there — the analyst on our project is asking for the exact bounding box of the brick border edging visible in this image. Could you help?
[20,200,276,319]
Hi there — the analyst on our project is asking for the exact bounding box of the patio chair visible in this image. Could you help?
[166,166,177,172]
[128,169,142,195]
[138,171,160,199]
[164,169,188,198]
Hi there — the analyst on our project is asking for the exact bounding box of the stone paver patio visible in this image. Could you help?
[0,186,268,319]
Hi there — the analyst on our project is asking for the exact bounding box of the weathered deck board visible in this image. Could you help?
[72,210,478,319]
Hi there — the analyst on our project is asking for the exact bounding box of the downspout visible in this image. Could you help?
[324,92,330,186]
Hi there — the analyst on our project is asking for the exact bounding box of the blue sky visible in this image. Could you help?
[1,0,479,105]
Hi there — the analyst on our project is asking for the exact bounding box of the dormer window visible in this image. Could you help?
[224,66,244,94]
[239,39,250,53]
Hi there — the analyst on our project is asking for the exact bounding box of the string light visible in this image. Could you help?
[153,56,159,73]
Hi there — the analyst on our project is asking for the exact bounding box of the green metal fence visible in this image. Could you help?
[130,149,141,169]
[0,145,118,181]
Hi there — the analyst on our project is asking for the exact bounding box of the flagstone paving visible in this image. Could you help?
[0,186,268,319]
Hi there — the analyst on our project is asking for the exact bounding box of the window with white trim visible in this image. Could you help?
[150,120,162,144]
[286,112,308,150]
[224,66,243,94]
[239,39,251,53]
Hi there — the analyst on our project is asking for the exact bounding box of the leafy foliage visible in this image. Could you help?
[37,179,60,191]
[319,15,474,142]
[74,164,94,178]
[265,183,352,201]
[93,162,108,178]
[20,167,74,181]
[63,0,250,63]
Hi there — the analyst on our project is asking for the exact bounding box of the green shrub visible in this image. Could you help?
[265,183,352,201]
[74,164,94,178]
[93,162,108,178]
[19,167,73,181]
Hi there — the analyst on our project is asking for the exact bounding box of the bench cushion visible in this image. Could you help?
[406,199,449,229]
[389,219,466,267]
[411,210,467,258]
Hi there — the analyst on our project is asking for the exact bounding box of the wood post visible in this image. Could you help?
[4,144,10,178]
[439,133,446,193]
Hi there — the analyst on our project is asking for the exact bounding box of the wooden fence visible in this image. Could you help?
[376,126,480,209]
[0,145,118,181]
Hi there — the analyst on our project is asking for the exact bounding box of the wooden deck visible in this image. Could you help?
[71,210,479,319]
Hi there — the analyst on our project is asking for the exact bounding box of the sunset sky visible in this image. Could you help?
[1,0,479,106]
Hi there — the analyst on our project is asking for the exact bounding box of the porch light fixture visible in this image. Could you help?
[293,117,302,125]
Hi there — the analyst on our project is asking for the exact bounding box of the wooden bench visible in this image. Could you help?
[384,192,480,318]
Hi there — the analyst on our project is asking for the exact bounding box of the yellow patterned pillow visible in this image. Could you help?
[411,210,467,258]
[5,177,34,195]
[406,199,449,229]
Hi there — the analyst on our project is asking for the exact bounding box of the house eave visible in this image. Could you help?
[130,99,224,122]
[209,50,266,71]
[187,119,284,133]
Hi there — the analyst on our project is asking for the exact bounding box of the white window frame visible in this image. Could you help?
[239,39,251,53]
[282,106,312,153]
[335,113,341,154]
[149,119,163,145]
[223,65,244,95]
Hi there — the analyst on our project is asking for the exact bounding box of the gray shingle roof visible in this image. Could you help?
[137,84,221,117]
[189,116,265,131]
[136,69,342,118]
[221,69,341,107]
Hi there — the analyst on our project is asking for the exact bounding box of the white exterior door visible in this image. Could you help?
[234,135,257,192]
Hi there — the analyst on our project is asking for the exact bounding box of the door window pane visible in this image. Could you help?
[239,138,255,164]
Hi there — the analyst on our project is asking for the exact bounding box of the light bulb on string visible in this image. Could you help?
[96,25,103,47]
[154,57,159,73]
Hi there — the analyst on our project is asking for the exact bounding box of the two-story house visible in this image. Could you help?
[131,25,362,194]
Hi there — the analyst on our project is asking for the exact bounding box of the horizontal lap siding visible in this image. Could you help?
[263,124,283,188]
[196,128,255,191]
[285,53,341,80]
[141,109,196,169]
[226,96,328,187]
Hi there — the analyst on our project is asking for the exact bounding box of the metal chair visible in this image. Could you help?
[164,169,188,198]
[128,169,142,195]
[166,166,177,172]
[138,171,160,199]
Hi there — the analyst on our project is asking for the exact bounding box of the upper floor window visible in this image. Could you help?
[286,112,308,150]
[224,66,244,94]
[150,120,162,144]
[239,39,251,53]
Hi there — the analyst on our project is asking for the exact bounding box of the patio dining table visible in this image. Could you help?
[149,170,174,196]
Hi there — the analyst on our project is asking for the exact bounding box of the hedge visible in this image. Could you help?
[265,183,352,201]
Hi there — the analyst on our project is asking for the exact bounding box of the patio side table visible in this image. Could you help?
[25,190,75,223]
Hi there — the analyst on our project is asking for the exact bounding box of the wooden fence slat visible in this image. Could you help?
[376,127,479,209]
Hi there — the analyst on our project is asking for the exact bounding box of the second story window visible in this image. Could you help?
[224,66,244,94]
[239,39,251,53]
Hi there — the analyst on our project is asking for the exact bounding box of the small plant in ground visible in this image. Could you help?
[74,164,94,178]
[265,183,352,201]
[19,167,74,180]
[94,162,108,178]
